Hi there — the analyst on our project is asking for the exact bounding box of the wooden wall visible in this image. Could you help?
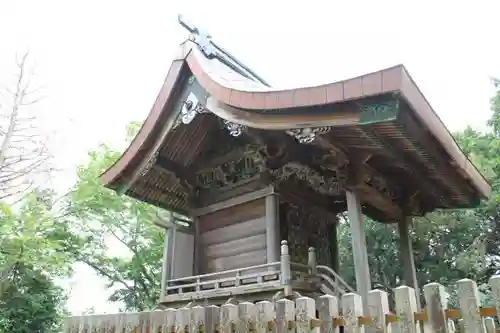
[198,198,266,274]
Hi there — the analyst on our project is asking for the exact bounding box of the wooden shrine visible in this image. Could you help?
[99,17,491,308]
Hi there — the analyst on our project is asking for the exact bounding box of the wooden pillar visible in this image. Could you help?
[346,190,371,303]
[193,218,200,275]
[329,222,340,274]
[398,216,421,307]
[265,192,280,263]
[160,228,173,299]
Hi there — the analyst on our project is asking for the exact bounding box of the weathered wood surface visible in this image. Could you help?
[66,276,500,333]
[199,198,266,273]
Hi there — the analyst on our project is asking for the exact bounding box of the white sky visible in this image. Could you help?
[1,0,499,315]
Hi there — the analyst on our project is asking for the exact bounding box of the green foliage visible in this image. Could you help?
[0,191,72,332]
[62,135,165,311]
[0,264,66,333]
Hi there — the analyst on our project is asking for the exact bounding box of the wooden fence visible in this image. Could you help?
[64,276,500,333]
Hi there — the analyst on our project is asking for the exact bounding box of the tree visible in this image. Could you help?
[0,52,55,202]
[0,192,73,332]
[62,123,165,311]
[0,264,66,333]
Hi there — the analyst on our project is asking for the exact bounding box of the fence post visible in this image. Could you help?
[342,293,365,333]
[139,311,150,333]
[367,290,391,333]
[276,298,295,333]
[220,303,238,333]
[484,318,496,333]
[256,301,275,333]
[176,308,191,333]
[123,312,140,333]
[150,309,164,333]
[394,286,419,333]
[489,275,500,323]
[318,294,340,333]
[205,305,220,333]
[308,247,317,275]
[165,309,177,333]
[280,240,292,296]
[238,302,257,333]
[423,283,450,333]
[457,279,486,333]
[192,306,206,333]
[296,297,319,333]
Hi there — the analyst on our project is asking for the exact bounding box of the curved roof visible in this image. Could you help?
[101,38,491,215]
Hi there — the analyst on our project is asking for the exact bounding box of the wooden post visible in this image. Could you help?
[342,292,365,333]
[280,240,292,296]
[346,190,371,306]
[366,290,391,333]
[394,286,420,333]
[318,294,340,333]
[275,298,294,333]
[423,282,450,333]
[265,192,280,263]
[238,302,257,333]
[160,228,173,299]
[329,221,340,274]
[193,217,200,275]
[397,216,421,307]
[255,301,275,333]
[205,305,220,333]
[457,279,486,333]
[220,304,238,333]
[296,297,319,333]
[308,246,317,275]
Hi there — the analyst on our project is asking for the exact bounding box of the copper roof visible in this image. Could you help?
[100,34,491,217]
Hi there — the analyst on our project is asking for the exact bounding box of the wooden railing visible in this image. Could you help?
[165,261,281,294]
[164,240,353,299]
[65,276,500,333]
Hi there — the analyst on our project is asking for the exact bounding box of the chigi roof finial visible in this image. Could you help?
[177,14,271,87]
[178,14,216,57]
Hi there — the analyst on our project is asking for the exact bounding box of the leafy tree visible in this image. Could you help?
[62,123,165,311]
[0,192,73,332]
[0,264,66,333]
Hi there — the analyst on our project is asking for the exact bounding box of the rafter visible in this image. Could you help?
[315,135,403,220]
[359,124,450,212]
[397,109,477,205]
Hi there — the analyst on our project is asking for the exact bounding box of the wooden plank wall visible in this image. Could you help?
[198,198,266,273]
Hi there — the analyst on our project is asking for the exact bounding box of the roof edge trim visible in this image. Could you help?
[205,97,360,129]
[398,68,491,198]
[100,44,193,188]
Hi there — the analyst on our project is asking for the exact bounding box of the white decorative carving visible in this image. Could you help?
[180,92,208,125]
[285,127,331,144]
[223,119,245,137]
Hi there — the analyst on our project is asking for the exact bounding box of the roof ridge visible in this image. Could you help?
[178,14,271,87]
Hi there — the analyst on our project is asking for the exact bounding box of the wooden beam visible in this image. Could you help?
[276,179,346,214]
[190,186,275,216]
[397,109,476,204]
[155,156,198,186]
[356,183,402,220]
[360,125,450,211]
[316,134,403,220]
